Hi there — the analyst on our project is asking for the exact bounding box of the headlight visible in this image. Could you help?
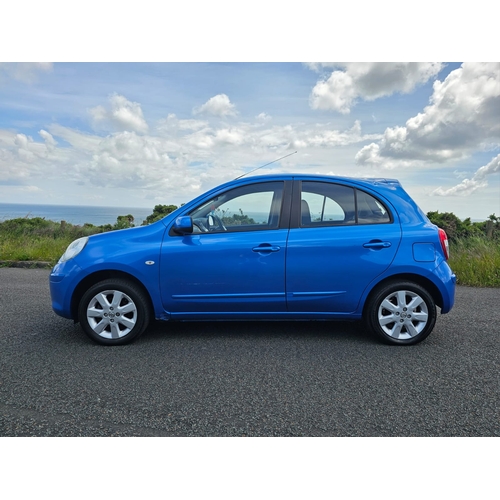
[59,237,89,263]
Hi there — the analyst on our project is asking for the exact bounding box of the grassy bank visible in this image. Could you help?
[1,215,499,287]
[449,237,500,287]
[0,218,108,265]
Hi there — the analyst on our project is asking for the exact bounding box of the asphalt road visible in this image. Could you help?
[0,267,498,436]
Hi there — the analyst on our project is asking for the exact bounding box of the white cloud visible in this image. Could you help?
[48,124,102,151]
[39,129,57,150]
[309,62,444,113]
[0,129,64,185]
[213,128,245,146]
[193,94,237,117]
[303,63,336,72]
[453,170,469,180]
[355,63,500,179]
[22,185,43,193]
[89,94,149,133]
[0,62,53,84]
[157,114,209,133]
[1,90,383,204]
[431,154,500,196]
[256,112,271,122]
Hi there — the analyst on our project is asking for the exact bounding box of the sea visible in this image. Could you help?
[0,202,154,227]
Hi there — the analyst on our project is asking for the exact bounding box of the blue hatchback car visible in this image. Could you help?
[50,174,456,346]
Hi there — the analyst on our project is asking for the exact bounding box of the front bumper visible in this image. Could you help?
[49,260,84,320]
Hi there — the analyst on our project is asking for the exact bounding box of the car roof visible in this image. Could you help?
[228,173,402,190]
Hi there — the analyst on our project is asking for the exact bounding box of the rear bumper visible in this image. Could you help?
[435,259,456,314]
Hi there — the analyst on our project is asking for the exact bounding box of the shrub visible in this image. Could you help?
[427,211,499,241]
[142,205,178,225]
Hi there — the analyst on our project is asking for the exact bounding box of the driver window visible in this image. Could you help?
[189,182,283,233]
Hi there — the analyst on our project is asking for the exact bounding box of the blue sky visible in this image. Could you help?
[1,61,498,220]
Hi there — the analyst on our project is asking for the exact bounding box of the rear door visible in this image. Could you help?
[286,180,402,313]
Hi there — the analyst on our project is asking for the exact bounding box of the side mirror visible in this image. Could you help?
[173,216,193,235]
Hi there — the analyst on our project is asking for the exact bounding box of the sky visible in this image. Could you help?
[0,61,499,220]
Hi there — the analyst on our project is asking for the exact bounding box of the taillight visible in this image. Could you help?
[438,228,450,260]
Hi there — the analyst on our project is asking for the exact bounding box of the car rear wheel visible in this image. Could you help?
[78,279,151,345]
[365,281,436,345]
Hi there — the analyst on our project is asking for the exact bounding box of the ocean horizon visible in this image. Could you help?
[0,202,154,227]
[1,202,490,226]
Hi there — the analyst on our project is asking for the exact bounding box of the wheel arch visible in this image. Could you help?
[362,273,444,318]
[71,270,154,321]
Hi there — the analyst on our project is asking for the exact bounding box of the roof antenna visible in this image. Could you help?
[234,151,297,180]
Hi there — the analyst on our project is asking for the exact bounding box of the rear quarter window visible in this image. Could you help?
[356,189,392,224]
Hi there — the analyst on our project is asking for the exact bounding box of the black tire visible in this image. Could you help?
[78,279,151,345]
[364,281,436,345]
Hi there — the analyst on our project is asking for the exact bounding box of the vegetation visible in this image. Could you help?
[142,205,178,225]
[0,209,498,287]
[426,211,500,287]
[448,237,500,287]
[0,215,133,264]
[219,208,257,226]
[426,211,499,241]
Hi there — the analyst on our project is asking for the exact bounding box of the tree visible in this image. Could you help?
[142,205,178,225]
[221,208,256,226]
[426,211,498,240]
[113,214,135,230]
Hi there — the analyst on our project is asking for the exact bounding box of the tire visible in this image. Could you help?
[365,281,436,345]
[78,279,151,346]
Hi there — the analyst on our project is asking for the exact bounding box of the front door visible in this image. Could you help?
[160,181,289,316]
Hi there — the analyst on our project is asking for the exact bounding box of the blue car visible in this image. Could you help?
[50,174,456,346]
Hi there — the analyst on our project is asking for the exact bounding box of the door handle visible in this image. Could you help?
[363,240,392,249]
[252,244,281,253]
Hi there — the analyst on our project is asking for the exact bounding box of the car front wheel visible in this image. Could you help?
[78,279,151,345]
[365,282,437,345]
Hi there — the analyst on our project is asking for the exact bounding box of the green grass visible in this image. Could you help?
[449,237,500,287]
[0,217,108,265]
[0,236,73,262]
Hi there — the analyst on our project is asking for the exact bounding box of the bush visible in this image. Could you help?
[142,205,178,225]
[427,211,499,241]
[113,214,135,230]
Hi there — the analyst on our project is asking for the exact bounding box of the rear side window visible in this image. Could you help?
[356,189,391,224]
[300,182,391,226]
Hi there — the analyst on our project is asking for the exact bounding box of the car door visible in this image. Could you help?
[160,181,291,316]
[286,180,402,313]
